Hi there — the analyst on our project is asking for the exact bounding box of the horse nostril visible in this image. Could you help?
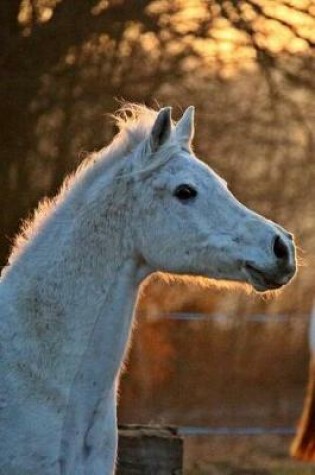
[273,235,289,261]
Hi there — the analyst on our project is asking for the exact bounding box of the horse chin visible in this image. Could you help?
[251,281,283,293]
[243,266,285,293]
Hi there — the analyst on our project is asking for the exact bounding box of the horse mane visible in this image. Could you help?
[6,104,171,267]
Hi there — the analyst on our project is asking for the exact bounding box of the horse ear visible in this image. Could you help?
[150,107,172,152]
[176,106,195,146]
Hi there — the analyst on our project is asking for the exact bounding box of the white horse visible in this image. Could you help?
[291,306,315,461]
[0,104,296,474]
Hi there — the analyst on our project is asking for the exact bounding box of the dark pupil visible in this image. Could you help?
[174,184,197,200]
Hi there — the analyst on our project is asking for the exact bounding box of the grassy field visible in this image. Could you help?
[184,434,315,474]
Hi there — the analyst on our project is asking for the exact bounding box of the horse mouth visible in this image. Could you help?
[244,263,287,292]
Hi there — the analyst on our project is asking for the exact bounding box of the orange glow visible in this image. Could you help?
[18,0,315,76]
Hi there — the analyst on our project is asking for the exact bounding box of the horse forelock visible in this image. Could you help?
[111,103,182,179]
[113,103,159,138]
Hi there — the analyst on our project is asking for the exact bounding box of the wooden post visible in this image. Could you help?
[117,425,183,474]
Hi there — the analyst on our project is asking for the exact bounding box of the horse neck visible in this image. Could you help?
[5,167,149,392]
[62,204,144,378]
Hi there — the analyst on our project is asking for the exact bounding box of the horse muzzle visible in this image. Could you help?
[243,261,296,292]
[242,233,297,292]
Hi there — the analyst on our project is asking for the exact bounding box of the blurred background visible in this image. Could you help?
[1,1,315,473]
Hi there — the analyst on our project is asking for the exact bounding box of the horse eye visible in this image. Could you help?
[174,184,197,201]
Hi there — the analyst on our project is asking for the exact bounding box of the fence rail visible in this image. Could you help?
[142,311,310,322]
[178,426,296,436]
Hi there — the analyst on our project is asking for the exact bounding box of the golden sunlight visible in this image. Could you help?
[146,0,315,75]
[18,0,315,75]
